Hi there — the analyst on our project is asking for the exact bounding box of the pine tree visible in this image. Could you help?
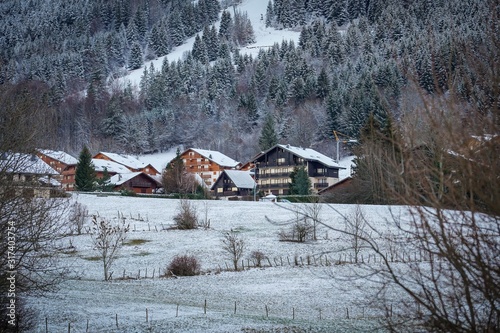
[75,145,96,191]
[259,113,278,151]
[219,10,232,41]
[289,166,312,195]
[128,42,143,70]
[316,68,330,99]
[265,0,274,27]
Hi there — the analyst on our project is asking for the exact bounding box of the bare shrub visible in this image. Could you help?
[222,230,245,271]
[173,199,198,230]
[167,255,201,276]
[68,201,88,235]
[250,250,267,267]
[278,218,312,242]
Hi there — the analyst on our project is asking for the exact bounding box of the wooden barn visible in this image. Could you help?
[109,172,162,194]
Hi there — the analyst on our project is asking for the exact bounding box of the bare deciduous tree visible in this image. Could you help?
[90,215,129,281]
[304,198,322,240]
[0,81,71,331]
[344,205,367,264]
[222,230,245,271]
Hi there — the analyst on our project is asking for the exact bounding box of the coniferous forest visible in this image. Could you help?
[0,0,498,162]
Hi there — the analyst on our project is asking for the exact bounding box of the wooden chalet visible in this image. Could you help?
[252,144,345,195]
[0,153,63,198]
[109,172,161,194]
[180,148,241,187]
[93,152,160,175]
[37,149,78,191]
[211,170,256,198]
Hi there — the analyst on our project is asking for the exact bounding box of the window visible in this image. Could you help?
[217,188,223,193]
[277,157,285,165]
[316,168,326,174]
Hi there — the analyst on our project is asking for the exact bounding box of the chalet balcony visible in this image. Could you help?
[314,183,329,189]
[129,181,155,188]
[258,183,289,189]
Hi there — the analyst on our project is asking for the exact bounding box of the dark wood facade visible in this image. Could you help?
[253,144,343,195]
[211,171,254,198]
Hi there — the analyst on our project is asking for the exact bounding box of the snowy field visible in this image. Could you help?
[27,194,409,332]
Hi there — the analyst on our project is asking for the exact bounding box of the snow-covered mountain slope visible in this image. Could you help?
[114,0,301,89]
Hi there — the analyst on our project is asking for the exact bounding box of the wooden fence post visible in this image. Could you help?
[176,304,179,317]
[116,314,118,328]
[146,308,148,322]
[204,299,207,315]
[68,322,71,333]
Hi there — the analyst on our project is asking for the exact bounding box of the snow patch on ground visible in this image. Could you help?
[27,194,405,332]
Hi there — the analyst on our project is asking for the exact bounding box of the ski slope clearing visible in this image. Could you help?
[115,0,301,89]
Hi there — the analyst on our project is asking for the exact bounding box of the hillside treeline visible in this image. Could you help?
[0,0,497,162]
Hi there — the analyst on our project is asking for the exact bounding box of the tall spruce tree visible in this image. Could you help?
[289,166,312,195]
[259,113,278,151]
[75,145,96,191]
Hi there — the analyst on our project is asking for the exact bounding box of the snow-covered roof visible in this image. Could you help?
[276,144,345,169]
[96,152,148,170]
[39,175,62,187]
[223,170,256,189]
[38,149,78,165]
[0,153,59,175]
[92,159,130,174]
[109,172,142,186]
[109,172,162,186]
[188,148,240,168]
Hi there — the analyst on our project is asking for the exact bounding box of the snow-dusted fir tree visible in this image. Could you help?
[259,113,278,151]
[75,145,96,192]
[128,42,143,70]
